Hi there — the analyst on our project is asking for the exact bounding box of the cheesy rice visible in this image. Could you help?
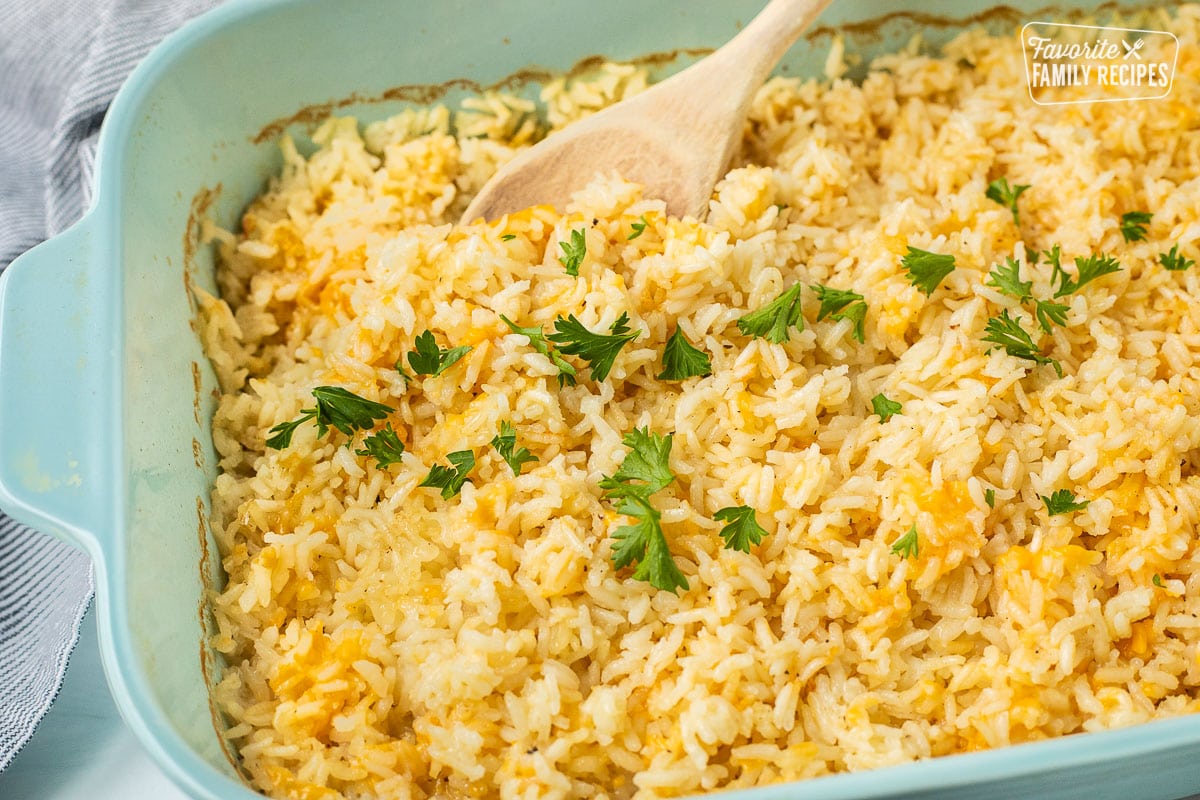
[204,15,1200,800]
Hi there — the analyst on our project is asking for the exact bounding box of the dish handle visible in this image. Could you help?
[0,213,114,561]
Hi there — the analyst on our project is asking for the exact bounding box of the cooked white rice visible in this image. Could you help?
[204,14,1200,799]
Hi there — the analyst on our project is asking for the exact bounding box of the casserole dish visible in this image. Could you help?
[2,0,1199,797]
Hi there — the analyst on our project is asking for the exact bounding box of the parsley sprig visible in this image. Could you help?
[714,506,769,553]
[1041,489,1089,516]
[901,247,957,296]
[355,423,405,468]
[1048,247,1121,298]
[601,428,688,593]
[982,309,1062,377]
[599,428,675,498]
[1119,211,1152,243]
[404,330,472,378]
[628,215,649,240]
[266,386,393,450]
[657,327,712,381]
[420,450,476,499]
[986,256,1069,334]
[986,177,1030,226]
[811,284,867,343]
[559,228,587,276]
[499,314,578,387]
[890,525,920,559]
[737,283,804,344]
[986,257,1032,302]
[1160,244,1194,272]
[871,393,902,422]
[491,421,537,476]
[548,312,642,382]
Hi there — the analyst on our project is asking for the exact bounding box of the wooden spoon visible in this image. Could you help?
[463,0,833,223]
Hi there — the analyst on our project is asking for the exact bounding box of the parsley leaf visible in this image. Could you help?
[1153,573,1164,588]
[407,330,472,377]
[985,177,1030,226]
[890,525,919,559]
[355,423,405,468]
[1119,211,1152,243]
[628,215,649,240]
[548,312,641,382]
[491,421,537,476]
[901,247,957,295]
[737,283,804,344]
[419,450,476,499]
[1041,488,1089,516]
[811,284,868,343]
[501,233,517,241]
[1051,253,1121,298]
[559,228,587,276]
[1033,299,1069,334]
[1160,244,1194,272]
[985,488,995,508]
[599,427,675,498]
[871,392,902,422]
[982,309,1062,377]
[265,409,317,450]
[986,257,1032,302]
[657,327,712,381]
[609,492,689,594]
[499,314,578,387]
[714,505,768,553]
[266,386,394,449]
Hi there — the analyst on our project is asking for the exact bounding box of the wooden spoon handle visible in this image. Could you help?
[726,0,834,91]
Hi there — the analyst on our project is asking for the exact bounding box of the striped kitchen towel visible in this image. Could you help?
[0,0,220,771]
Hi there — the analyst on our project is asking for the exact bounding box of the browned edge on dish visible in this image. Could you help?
[803,1,1186,43]
[182,181,246,776]
[251,48,714,145]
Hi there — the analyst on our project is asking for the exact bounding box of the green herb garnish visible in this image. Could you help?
[559,228,587,276]
[420,450,476,499]
[901,247,957,296]
[499,314,578,387]
[548,312,641,382]
[599,428,675,499]
[737,283,804,344]
[986,257,1033,302]
[890,525,920,559]
[714,505,768,553]
[491,421,537,476]
[1041,489,1089,516]
[501,233,517,241]
[1033,299,1070,334]
[1119,211,1152,243]
[1160,244,1194,272]
[986,177,1030,226]
[871,392,902,422]
[406,330,472,377]
[1153,573,1164,588]
[609,492,689,594]
[657,327,712,381]
[355,423,405,468]
[811,284,867,343]
[265,386,393,449]
[982,309,1062,377]
[1051,251,1121,298]
[602,428,687,593]
[628,215,649,240]
[985,488,995,508]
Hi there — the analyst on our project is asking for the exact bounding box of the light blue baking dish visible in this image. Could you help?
[1,0,1197,797]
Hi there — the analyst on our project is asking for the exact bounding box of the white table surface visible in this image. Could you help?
[0,604,187,800]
